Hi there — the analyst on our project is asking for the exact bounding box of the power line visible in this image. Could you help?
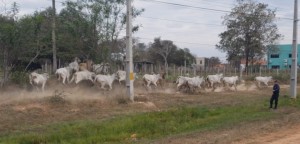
[140,0,294,20]
[139,16,224,26]
[184,0,233,9]
[122,35,217,46]
[140,0,231,13]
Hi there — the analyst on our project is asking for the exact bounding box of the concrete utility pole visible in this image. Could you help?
[52,0,57,73]
[126,0,134,101]
[290,0,298,99]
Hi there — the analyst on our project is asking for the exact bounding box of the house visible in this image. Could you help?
[195,57,206,68]
[193,57,209,70]
[267,44,300,70]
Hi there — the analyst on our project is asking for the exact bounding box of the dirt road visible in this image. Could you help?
[244,124,300,144]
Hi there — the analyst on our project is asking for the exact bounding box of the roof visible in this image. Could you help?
[240,59,267,65]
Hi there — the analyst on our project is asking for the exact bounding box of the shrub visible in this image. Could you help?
[10,71,29,87]
[48,90,66,104]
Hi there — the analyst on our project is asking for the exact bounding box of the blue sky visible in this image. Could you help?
[1,0,297,62]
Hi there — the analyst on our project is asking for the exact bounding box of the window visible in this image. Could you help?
[289,54,298,58]
[200,60,202,64]
[270,54,279,58]
[271,65,280,69]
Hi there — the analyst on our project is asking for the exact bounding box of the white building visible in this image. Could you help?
[195,57,206,68]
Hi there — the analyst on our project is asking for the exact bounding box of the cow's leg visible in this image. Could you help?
[66,74,70,83]
[147,81,152,90]
[75,77,80,84]
[177,83,182,90]
[69,75,75,84]
[234,83,237,91]
[109,84,113,90]
[62,76,66,85]
[89,77,94,84]
[101,83,105,90]
[265,82,268,87]
[42,82,46,92]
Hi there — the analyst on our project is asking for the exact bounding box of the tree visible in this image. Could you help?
[149,38,177,74]
[0,2,19,87]
[216,0,281,73]
[207,57,221,68]
[133,42,147,61]
[78,0,143,62]
[169,48,195,66]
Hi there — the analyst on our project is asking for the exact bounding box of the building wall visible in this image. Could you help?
[195,57,206,68]
[267,44,300,70]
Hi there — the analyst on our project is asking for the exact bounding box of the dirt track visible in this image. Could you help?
[0,80,298,143]
[243,124,300,144]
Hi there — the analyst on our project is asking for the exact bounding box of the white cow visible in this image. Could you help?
[29,72,49,91]
[223,76,239,91]
[206,73,223,88]
[255,76,273,88]
[69,70,96,84]
[68,58,80,72]
[94,74,116,90]
[142,73,163,89]
[115,70,138,84]
[176,76,205,92]
[176,76,189,90]
[55,66,73,85]
[116,70,126,84]
[92,63,110,74]
[186,76,205,90]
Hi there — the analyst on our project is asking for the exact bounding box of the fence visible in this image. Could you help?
[24,61,299,82]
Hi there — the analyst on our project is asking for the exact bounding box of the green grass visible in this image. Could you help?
[0,97,299,144]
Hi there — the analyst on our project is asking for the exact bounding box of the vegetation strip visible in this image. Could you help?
[3,98,297,144]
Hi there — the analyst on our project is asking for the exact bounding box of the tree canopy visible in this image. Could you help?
[216,0,282,71]
[0,1,197,86]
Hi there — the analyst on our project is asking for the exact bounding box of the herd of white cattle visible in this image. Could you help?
[28,59,275,92]
[175,74,273,92]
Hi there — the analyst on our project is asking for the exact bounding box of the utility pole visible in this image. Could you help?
[126,0,134,101]
[290,0,298,99]
[52,0,57,73]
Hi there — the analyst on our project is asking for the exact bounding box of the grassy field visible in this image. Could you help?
[0,89,299,144]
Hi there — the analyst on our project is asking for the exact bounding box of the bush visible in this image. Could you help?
[48,90,66,104]
[10,71,29,86]
[272,74,290,84]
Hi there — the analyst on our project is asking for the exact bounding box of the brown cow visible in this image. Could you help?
[79,59,94,71]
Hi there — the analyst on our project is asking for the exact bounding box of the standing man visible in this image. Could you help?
[270,80,280,109]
